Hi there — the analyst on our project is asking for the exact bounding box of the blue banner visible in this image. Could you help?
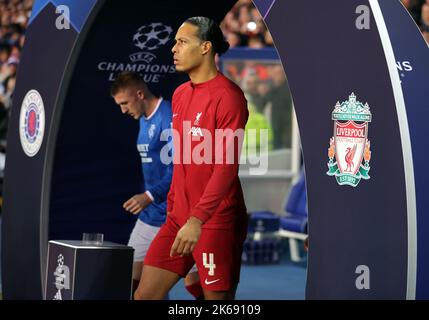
[259,0,410,299]
[252,0,275,19]
[29,0,98,32]
[378,0,429,300]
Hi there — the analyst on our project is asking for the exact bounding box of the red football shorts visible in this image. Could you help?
[144,216,248,291]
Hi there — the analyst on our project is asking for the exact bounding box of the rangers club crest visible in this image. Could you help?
[327,93,372,187]
[148,124,156,139]
[19,90,45,157]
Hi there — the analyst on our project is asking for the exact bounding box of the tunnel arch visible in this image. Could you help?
[2,0,429,300]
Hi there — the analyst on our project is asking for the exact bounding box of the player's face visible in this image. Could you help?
[113,88,144,120]
[172,23,205,73]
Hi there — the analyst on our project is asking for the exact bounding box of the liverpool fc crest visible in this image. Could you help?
[327,93,372,187]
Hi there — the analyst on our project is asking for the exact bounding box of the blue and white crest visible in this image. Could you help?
[148,124,156,139]
[19,90,45,157]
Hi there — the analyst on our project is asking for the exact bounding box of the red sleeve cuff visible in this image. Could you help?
[190,207,210,224]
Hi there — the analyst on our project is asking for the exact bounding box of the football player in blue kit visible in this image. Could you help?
[111,71,202,300]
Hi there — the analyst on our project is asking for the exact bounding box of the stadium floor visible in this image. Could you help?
[0,215,307,300]
[170,246,307,300]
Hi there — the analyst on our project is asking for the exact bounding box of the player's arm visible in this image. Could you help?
[189,90,248,224]
[148,163,173,204]
[167,93,182,215]
[147,118,174,204]
[123,192,153,215]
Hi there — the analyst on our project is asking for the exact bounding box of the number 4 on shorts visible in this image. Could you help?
[203,253,216,276]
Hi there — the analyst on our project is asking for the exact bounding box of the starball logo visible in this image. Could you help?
[97,22,176,83]
[53,254,70,300]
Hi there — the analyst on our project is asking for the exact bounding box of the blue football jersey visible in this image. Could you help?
[137,98,173,226]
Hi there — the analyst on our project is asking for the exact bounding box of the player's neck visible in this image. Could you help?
[143,95,159,118]
[188,59,218,85]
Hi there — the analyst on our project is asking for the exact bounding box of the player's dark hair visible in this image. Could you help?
[185,16,230,56]
[110,71,147,96]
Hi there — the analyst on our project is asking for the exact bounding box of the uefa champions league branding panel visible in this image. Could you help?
[97,22,176,83]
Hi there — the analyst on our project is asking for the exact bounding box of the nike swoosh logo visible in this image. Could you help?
[205,278,221,285]
[173,113,179,118]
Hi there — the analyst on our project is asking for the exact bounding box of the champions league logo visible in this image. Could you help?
[130,23,173,63]
[133,23,173,51]
[128,22,174,65]
[97,22,175,83]
[19,90,45,157]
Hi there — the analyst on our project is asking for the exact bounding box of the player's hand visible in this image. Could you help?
[170,217,202,257]
[123,193,152,214]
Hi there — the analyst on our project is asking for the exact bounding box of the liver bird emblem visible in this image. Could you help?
[345,144,357,172]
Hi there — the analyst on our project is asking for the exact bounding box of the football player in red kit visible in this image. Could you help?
[134,16,249,300]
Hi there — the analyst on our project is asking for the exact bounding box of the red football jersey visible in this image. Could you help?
[167,72,249,229]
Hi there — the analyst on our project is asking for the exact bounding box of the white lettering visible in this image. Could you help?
[160,65,170,73]
[355,5,371,30]
[98,62,107,70]
[214,128,245,165]
[169,304,203,318]
[355,265,370,290]
[336,127,365,138]
[106,62,117,71]
[125,64,137,72]
[150,65,160,73]
[55,5,70,30]
[158,124,269,175]
[203,253,216,276]
[137,144,149,152]
[396,61,403,72]
[244,129,269,175]
[402,61,413,72]
[192,129,212,164]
